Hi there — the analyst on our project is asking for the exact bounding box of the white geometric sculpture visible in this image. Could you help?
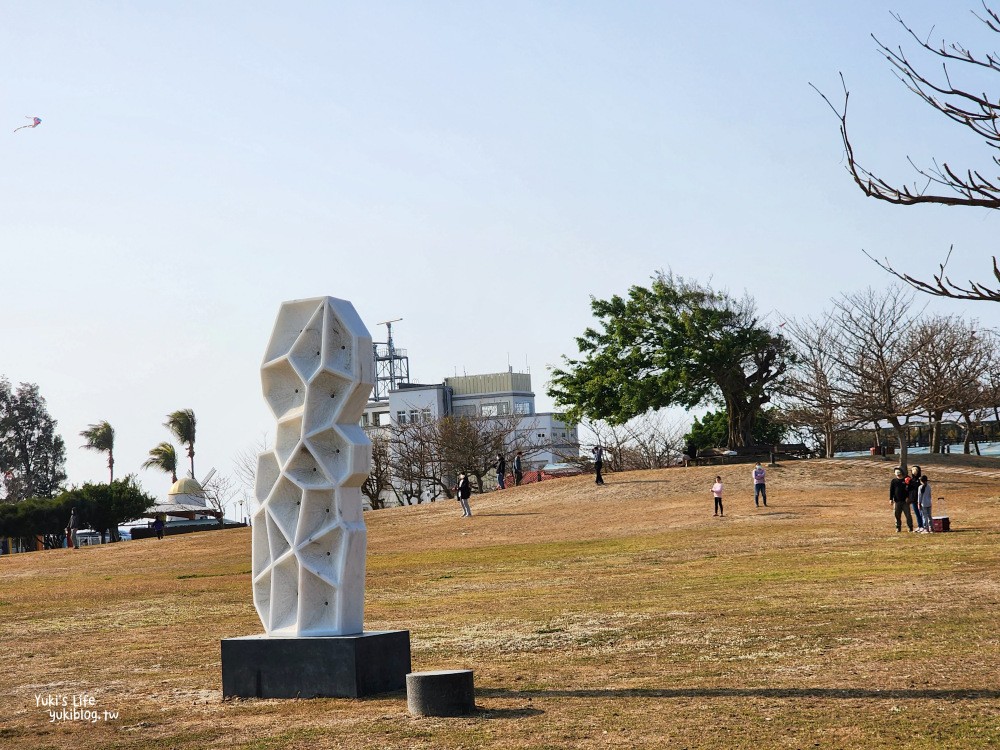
[251,297,374,636]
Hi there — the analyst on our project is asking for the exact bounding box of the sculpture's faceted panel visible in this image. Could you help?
[302,369,352,433]
[269,558,300,633]
[264,477,302,544]
[274,416,302,466]
[263,299,323,364]
[252,568,271,624]
[288,305,325,382]
[265,511,292,561]
[334,487,364,525]
[304,428,349,485]
[296,489,336,545]
[252,297,374,637]
[286,445,328,487]
[262,358,305,420]
[298,570,339,635]
[254,451,280,504]
[251,514,271,571]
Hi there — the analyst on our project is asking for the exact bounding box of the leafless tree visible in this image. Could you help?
[579,412,686,471]
[203,473,238,527]
[943,330,1000,453]
[910,315,994,451]
[817,5,1000,300]
[826,287,925,470]
[362,429,395,509]
[232,434,268,521]
[781,316,863,457]
[387,420,444,505]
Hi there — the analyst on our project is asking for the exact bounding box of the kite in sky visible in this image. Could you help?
[13,116,42,133]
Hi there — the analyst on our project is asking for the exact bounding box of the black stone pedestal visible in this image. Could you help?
[221,630,411,698]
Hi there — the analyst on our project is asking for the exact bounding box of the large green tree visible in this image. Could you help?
[0,378,68,502]
[548,273,791,448]
[65,475,156,543]
[80,420,115,483]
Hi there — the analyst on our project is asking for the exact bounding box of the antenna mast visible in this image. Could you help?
[372,318,410,401]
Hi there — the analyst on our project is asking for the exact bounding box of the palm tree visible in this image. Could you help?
[80,420,115,483]
[142,442,178,484]
[165,409,197,478]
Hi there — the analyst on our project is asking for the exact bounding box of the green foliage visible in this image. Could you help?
[685,409,788,450]
[0,377,68,502]
[65,475,156,542]
[548,272,792,447]
[142,441,179,483]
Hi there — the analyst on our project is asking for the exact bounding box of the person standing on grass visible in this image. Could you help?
[67,507,80,549]
[712,476,724,516]
[513,451,523,486]
[918,474,933,533]
[907,465,925,530]
[890,467,913,532]
[592,445,605,485]
[752,462,767,507]
[494,453,506,490]
[457,473,473,517]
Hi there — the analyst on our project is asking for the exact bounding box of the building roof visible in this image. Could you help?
[165,478,208,508]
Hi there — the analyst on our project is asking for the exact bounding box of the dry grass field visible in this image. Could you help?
[2,455,1000,749]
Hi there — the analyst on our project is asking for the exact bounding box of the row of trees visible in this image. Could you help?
[363,414,552,509]
[1,389,210,544]
[783,289,999,467]
[548,272,1000,471]
[0,476,155,547]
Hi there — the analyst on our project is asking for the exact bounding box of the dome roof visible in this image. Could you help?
[168,477,205,497]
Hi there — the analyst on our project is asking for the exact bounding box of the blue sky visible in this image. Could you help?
[3,1,999,507]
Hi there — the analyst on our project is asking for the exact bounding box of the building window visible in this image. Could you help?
[454,404,477,417]
[361,413,369,427]
[397,411,407,425]
[514,401,532,415]
[538,432,546,439]
[481,402,511,417]
[421,408,432,422]
[409,409,420,424]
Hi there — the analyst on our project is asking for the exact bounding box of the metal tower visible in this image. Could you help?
[372,318,410,401]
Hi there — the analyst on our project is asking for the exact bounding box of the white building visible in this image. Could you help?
[363,370,578,472]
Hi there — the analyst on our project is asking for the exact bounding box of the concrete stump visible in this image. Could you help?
[406,669,475,716]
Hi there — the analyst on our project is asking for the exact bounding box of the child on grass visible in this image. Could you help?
[712,476,724,517]
[918,474,932,532]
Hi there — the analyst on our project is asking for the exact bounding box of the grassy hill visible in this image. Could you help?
[2,456,1000,749]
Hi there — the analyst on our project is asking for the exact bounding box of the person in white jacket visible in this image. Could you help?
[917,474,932,532]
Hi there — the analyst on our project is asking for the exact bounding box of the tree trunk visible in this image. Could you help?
[962,414,973,454]
[888,417,908,473]
[725,397,756,448]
